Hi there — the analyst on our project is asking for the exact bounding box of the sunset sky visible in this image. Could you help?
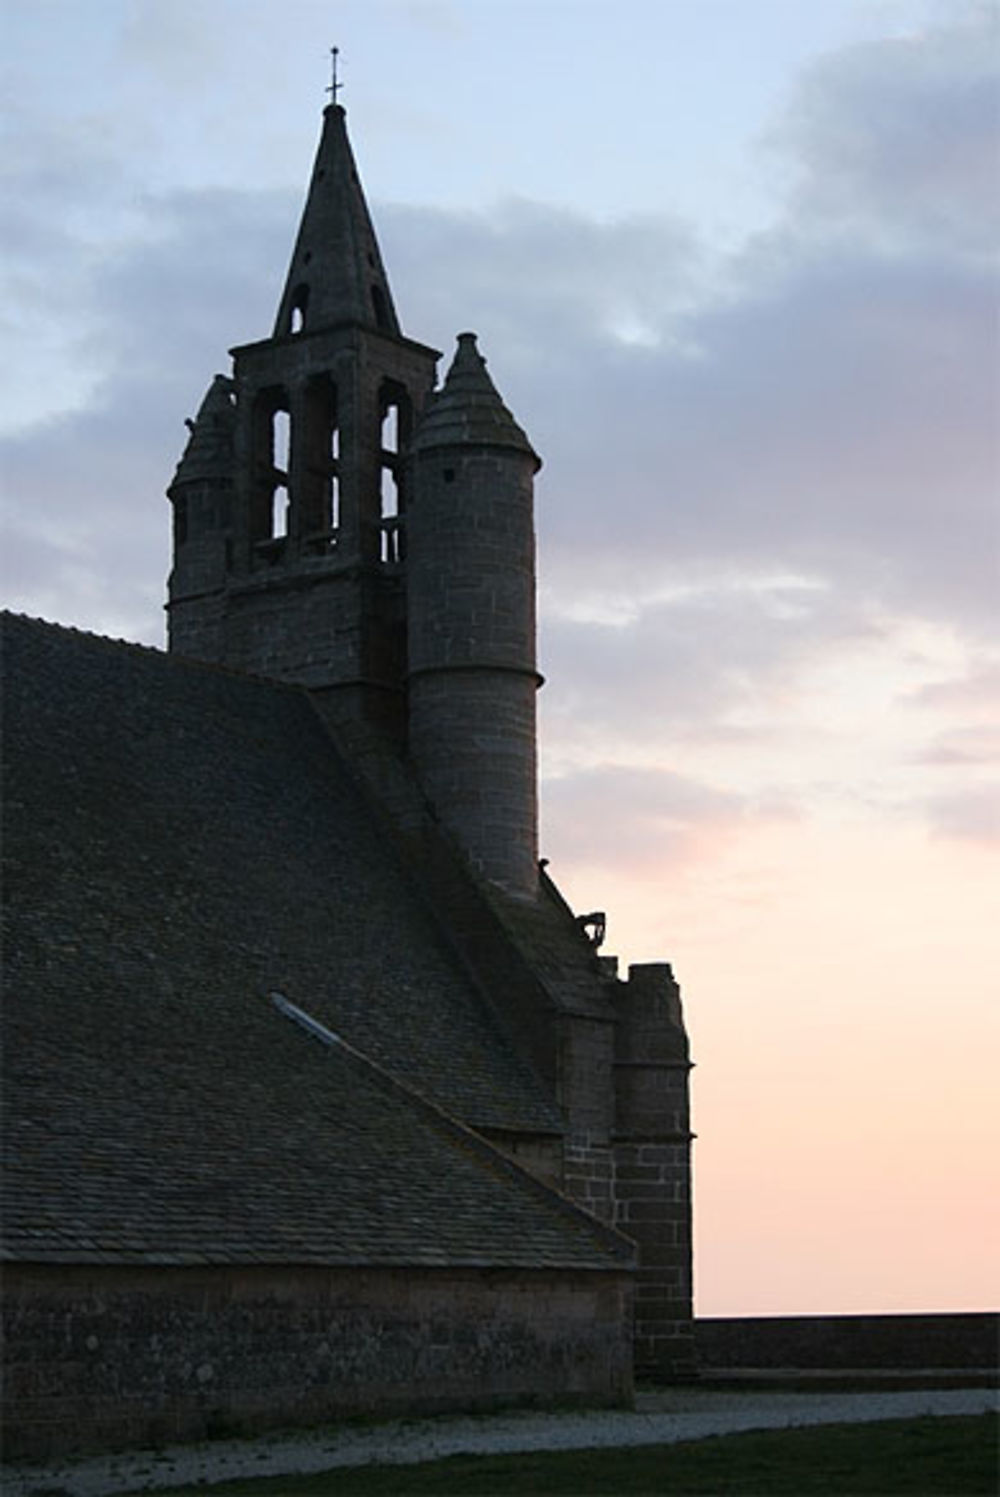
[3,0,997,1317]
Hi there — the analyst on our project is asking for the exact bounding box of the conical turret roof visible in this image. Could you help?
[169,375,236,489]
[273,105,400,339]
[412,333,540,466]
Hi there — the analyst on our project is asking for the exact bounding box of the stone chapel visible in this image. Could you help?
[1,102,693,1459]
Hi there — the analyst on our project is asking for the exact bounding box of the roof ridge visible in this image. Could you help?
[0,611,306,693]
[1,609,164,657]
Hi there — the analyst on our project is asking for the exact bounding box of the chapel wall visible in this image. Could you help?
[2,1263,633,1462]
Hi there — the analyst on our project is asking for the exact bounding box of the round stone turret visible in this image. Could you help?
[406,333,542,897]
[166,375,237,660]
[169,375,237,489]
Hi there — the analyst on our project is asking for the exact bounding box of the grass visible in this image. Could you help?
[117,1413,998,1496]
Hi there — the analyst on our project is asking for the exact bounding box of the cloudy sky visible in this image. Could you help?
[3,0,998,1316]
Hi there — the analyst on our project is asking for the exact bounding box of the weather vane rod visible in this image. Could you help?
[327,46,343,106]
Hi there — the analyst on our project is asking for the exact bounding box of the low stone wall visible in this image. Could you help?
[2,1262,633,1461]
[696,1313,998,1372]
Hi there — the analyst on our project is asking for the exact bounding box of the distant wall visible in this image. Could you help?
[696,1313,998,1371]
[2,1262,633,1460]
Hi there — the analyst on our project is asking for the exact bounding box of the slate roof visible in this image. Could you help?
[0,615,632,1270]
[2,983,629,1269]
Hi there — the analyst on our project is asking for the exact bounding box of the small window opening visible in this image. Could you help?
[174,496,188,546]
[289,284,309,335]
[377,382,411,564]
[329,426,340,532]
[379,395,401,562]
[272,491,288,538]
[271,408,291,538]
[273,410,290,477]
[380,470,400,563]
[380,467,398,520]
[251,387,291,558]
[443,468,456,484]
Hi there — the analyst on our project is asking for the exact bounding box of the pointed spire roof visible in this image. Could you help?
[273,106,400,339]
[412,333,540,466]
[169,375,236,490]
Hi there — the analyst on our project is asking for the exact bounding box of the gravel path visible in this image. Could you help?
[5,1386,996,1497]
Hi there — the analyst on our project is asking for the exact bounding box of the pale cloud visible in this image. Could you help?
[925,784,1000,842]
[541,764,752,871]
[914,726,1000,766]
[905,661,1000,712]
[539,579,886,766]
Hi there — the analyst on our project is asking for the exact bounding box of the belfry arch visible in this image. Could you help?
[378,379,411,566]
[249,386,291,553]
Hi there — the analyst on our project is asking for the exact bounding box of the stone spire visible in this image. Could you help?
[412,332,538,461]
[167,104,439,733]
[273,105,400,339]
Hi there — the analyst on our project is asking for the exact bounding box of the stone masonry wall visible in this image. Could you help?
[613,964,695,1378]
[2,1263,633,1461]
[407,444,539,896]
[407,669,538,896]
[564,1134,616,1227]
[696,1313,1000,1372]
[614,1140,695,1377]
[221,567,376,689]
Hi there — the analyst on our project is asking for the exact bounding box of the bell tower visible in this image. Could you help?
[167,103,440,735]
[164,92,695,1379]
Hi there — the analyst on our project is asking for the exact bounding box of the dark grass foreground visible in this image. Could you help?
[123,1413,997,1496]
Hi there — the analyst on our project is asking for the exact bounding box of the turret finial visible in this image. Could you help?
[326,46,343,108]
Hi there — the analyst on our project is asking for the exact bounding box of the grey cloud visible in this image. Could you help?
[1,188,293,640]
[769,14,1000,256]
[514,239,995,636]
[539,582,885,756]
[380,196,703,364]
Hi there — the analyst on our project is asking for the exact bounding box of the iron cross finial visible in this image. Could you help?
[327,47,343,107]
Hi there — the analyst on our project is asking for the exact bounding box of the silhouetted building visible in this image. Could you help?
[1,103,693,1460]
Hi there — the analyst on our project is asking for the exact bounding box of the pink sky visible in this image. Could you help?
[550,818,999,1314]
